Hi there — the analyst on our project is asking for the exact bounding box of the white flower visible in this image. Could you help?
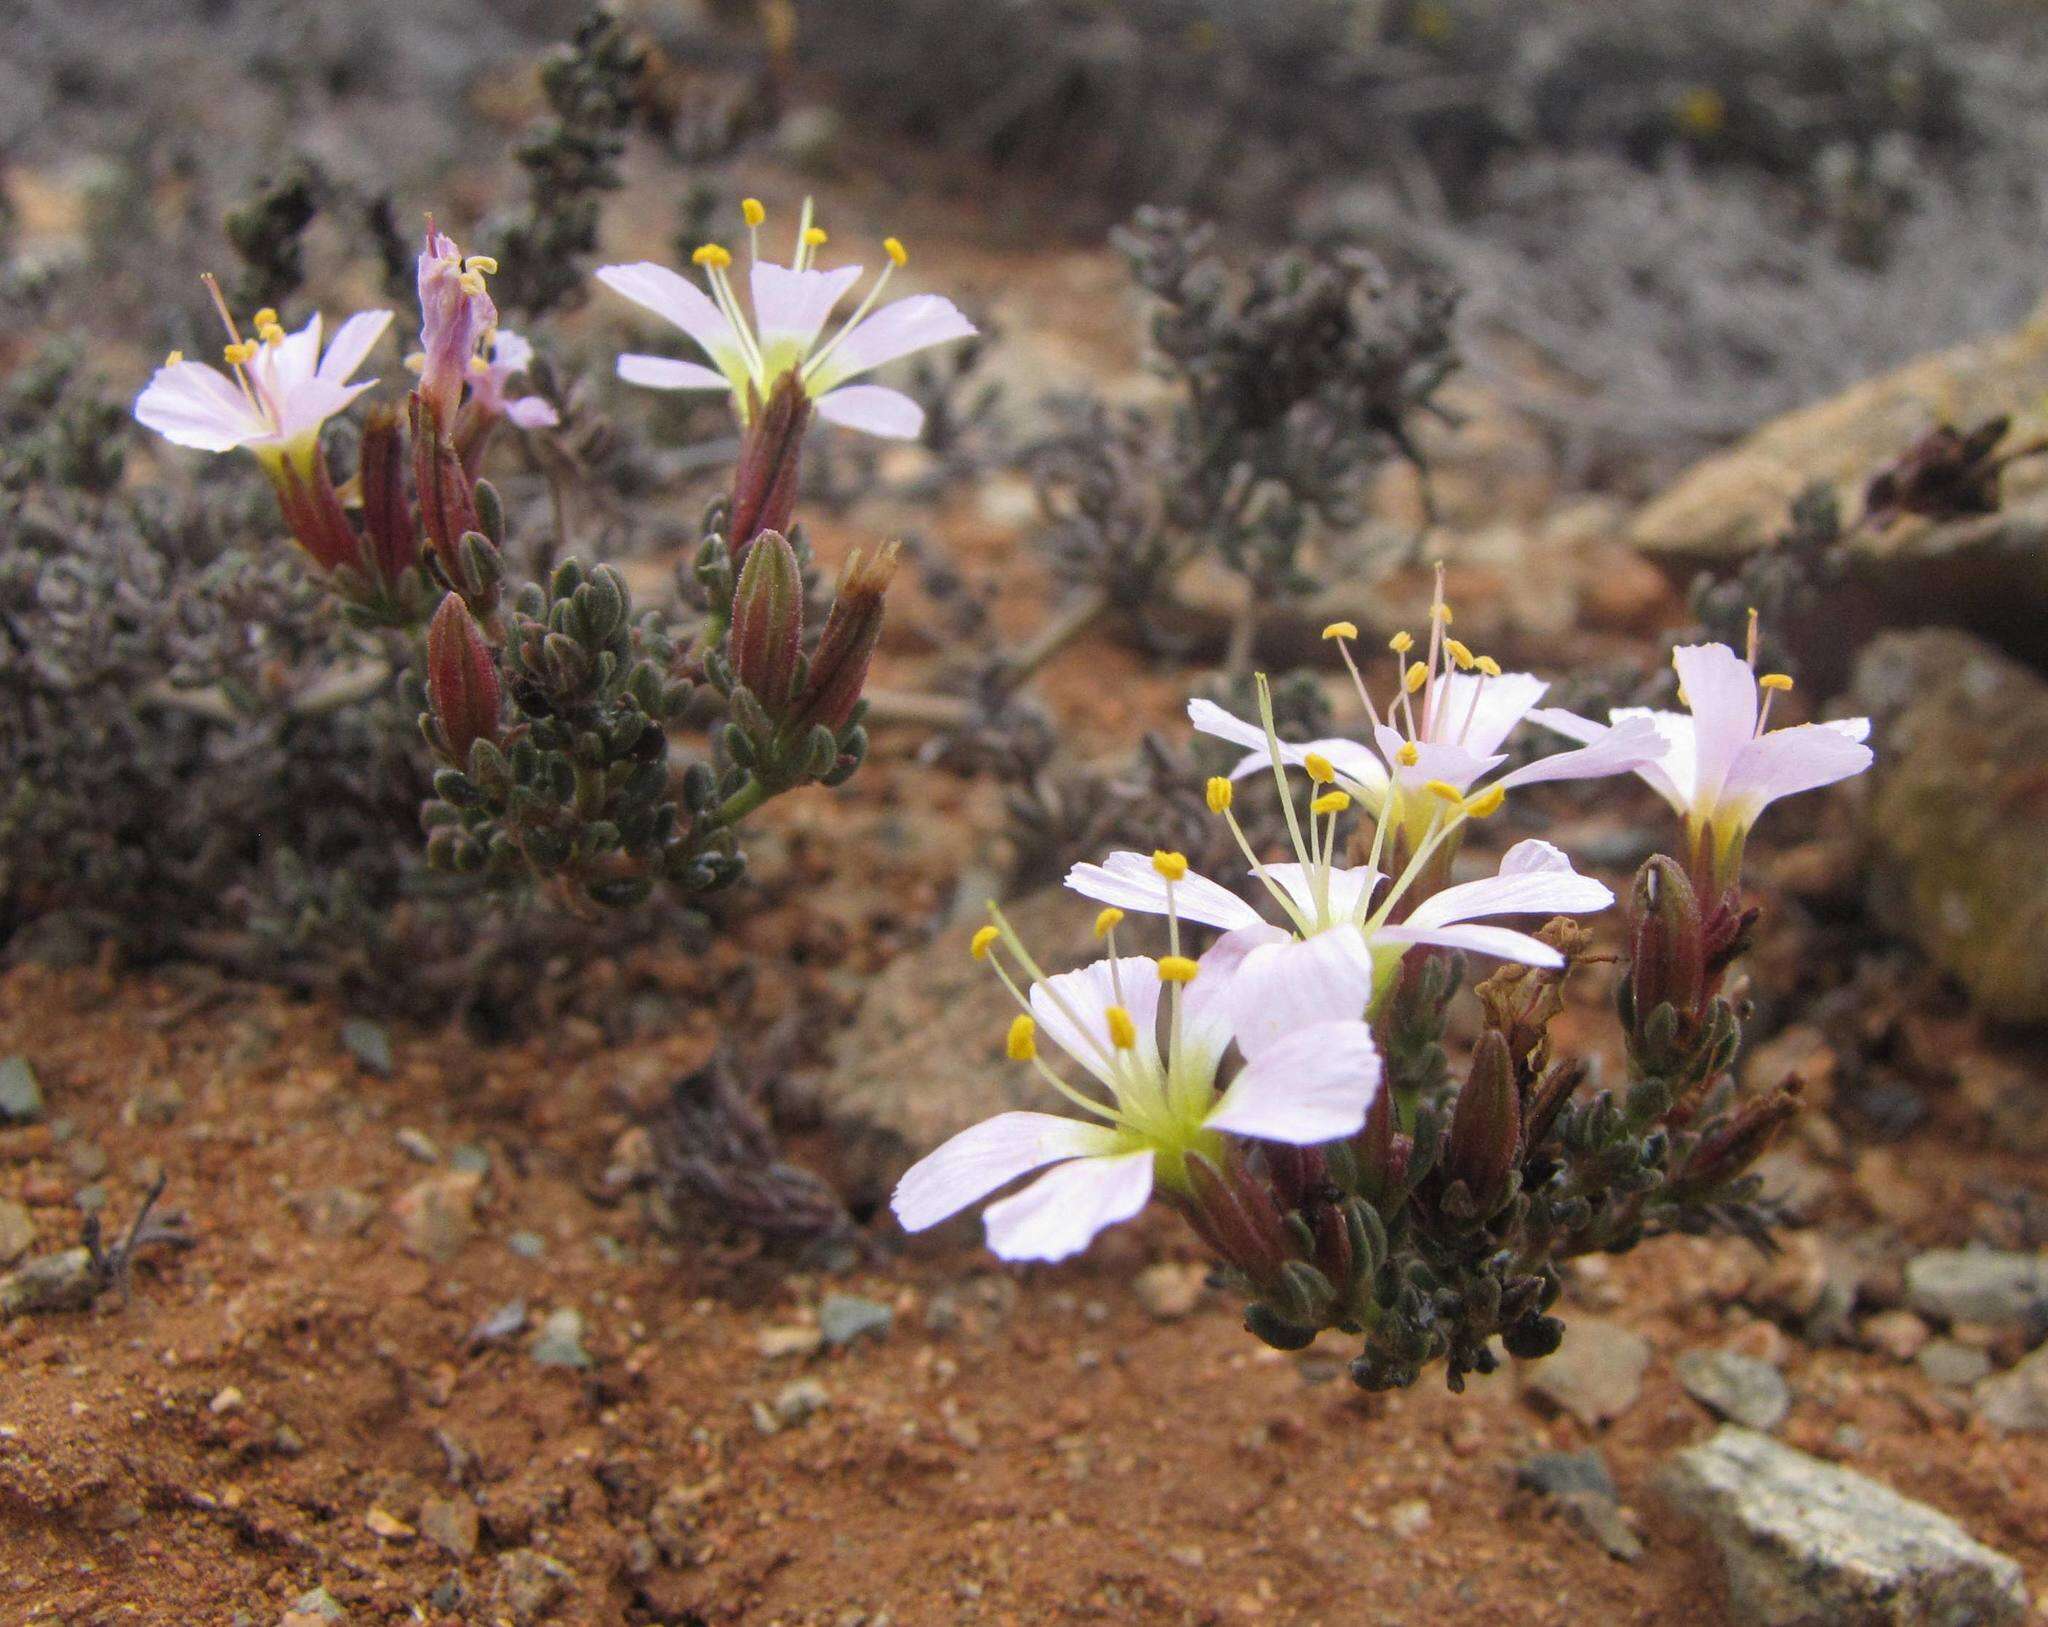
[596,197,976,440]
[468,328,560,430]
[1530,640,1871,882]
[891,891,1382,1263]
[134,291,392,469]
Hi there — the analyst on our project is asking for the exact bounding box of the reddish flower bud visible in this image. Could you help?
[792,542,898,733]
[728,370,811,564]
[260,445,361,576]
[426,593,501,765]
[411,393,482,586]
[1684,1084,1801,1191]
[1350,1083,1402,1206]
[728,528,804,713]
[1629,855,1706,1025]
[1446,1030,1520,1213]
[359,404,418,586]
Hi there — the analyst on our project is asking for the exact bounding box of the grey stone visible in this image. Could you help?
[1659,1425,2029,1626]
[288,1587,346,1623]
[289,1187,377,1240]
[0,1199,36,1266]
[0,1248,98,1320]
[1904,1249,2048,1333]
[394,1128,440,1164]
[818,1293,893,1349]
[1520,1317,1651,1428]
[1919,1340,1993,1389]
[468,1298,528,1349]
[528,1308,591,1370]
[1676,1348,1792,1432]
[1854,634,2048,1023]
[1133,1262,1207,1321]
[0,1056,44,1123]
[1974,1343,2048,1433]
[340,1019,393,1076]
[1516,1450,1643,1562]
[495,1548,570,1623]
[768,1378,829,1429]
[506,1230,545,1260]
[419,1493,479,1560]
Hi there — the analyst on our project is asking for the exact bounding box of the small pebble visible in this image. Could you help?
[340,1019,393,1076]
[395,1128,441,1164]
[0,1057,45,1124]
[818,1294,893,1349]
[529,1308,592,1370]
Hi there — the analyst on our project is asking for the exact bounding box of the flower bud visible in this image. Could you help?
[791,542,897,734]
[1628,855,1706,1026]
[358,404,418,586]
[411,394,485,596]
[426,593,501,766]
[416,227,495,430]
[1446,1030,1520,1214]
[728,528,804,713]
[1684,1084,1801,1192]
[728,370,812,563]
[260,444,361,575]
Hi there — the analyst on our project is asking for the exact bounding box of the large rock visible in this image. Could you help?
[1904,1250,2048,1335]
[1631,303,2048,567]
[1659,1426,2029,1626]
[1853,631,2048,1023]
[813,889,1104,1209]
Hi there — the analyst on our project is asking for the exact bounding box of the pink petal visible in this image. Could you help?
[1427,670,1546,754]
[505,395,561,429]
[1400,844,1612,931]
[814,383,924,438]
[1031,955,1164,1087]
[1495,711,1668,792]
[750,262,862,352]
[891,1112,1119,1232]
[271,377,367,445]
[1672,643,1757,810]
[1064,851,1263,932]
[1719,722,1874,823]
[616,354,733,392]
[1207,1020,1382,1143]
[981,1149,1155,1262]
[1374,921,1565,967]
[316,310,393,385]
[1187,700,1387,794]
[134,362,264,451]
[809,293,977,389]
[595,262,743,366]
[1180,924,1289,1066]
[1227,927,1375,1059]
[1259,863,1381,924]
[1371,723,1500,794]
[262,313,323,389]
[490,328,536,372]
[1529,706,1692,814]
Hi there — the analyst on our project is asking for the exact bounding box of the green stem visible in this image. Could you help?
[708,775,770,830]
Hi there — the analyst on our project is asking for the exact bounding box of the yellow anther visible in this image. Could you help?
[1759,673,1794,692]
[1158,955,1199,984]
[803,226,828,247]
[742,197,766,227]
[1389,630,1414,654]
[1321,620,1358,641]
[258,322,286,346]
[164,349,184,367]
[969,924,1000,961]
[1434,603,1455,625]
[1424,779,1465,804]
[1464,785,1507,819]
[1446,638,1475,670]
[1303,751,1336,785]
[1151,850,1189,882]
[1093,907,1125,938]
[470,354,491,373]
[463,255,498,276]
[884,236,907,267]
[1476,655,1502,678]
[458,270,487,297]
[251,307,278,328]
[1105,1006,1138,1050]
[1311,790,1352,816]
[692,243,734,269]
[1205,776,1234,814]
[1006,1014,1037,1061]
[222,341,256,366]
[1396,742,1420,766]
[1404,661,1429,694]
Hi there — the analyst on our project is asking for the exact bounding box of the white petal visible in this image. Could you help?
[490,328,536,371]
[1719,723,1874,825]
[270,377,367,445]
[1064,851,1263,932]
[1227,927,1375,1060]
[981,1149,1155,1263]
[1372,723,1500,794]
[1031,955,1164,1089]
[809,293,977,390]
[505,395,561,429]
[616,353,733,392]
[316,310,393,385]
[1427,670,1546,754]
[814,383,924,438]
[750,262,862,355]
[1824,717,1872,744]
[260,313,322,389]
[1671,643,1757,810]
[1188,697,1270,757]
[1187,699,1387,795]
[891,1112,1119,1232]
[1374,921,1564,967]
[1528,706,1692,814]
[1400,844,1612,931]
[1259,863,1381,925]
[1207,1021,1382,1143]
[134,362,264,451]
[595,262,744,370]
[1495,711,1668,793]
[1179,924,1288,1067]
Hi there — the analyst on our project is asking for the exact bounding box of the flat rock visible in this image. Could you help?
[1515,1449,1642,1563]
[1676,1348,1791,1432]
[1853,633,2048,1023]
[0,1199,36,1266]
[419,1493,480,1559]
[817,1293,892,1349]
[0,1247,97,1320]
[1659,1425,2029,1626]
[1974,1343,2048,1433]
[1519,1317,1650,1428]
[393,1170,481,1263]
[1903,1249,2048,1334]
[811,889,1105,1207]
[0,1056,44,1123]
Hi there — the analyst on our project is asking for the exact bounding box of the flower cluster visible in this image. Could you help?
[895,591,1872,1387]
[129,199,976,911]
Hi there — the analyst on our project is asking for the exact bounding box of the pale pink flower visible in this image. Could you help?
[415,228,497,429]
[466,328,559,430]
[597,197,975,440]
